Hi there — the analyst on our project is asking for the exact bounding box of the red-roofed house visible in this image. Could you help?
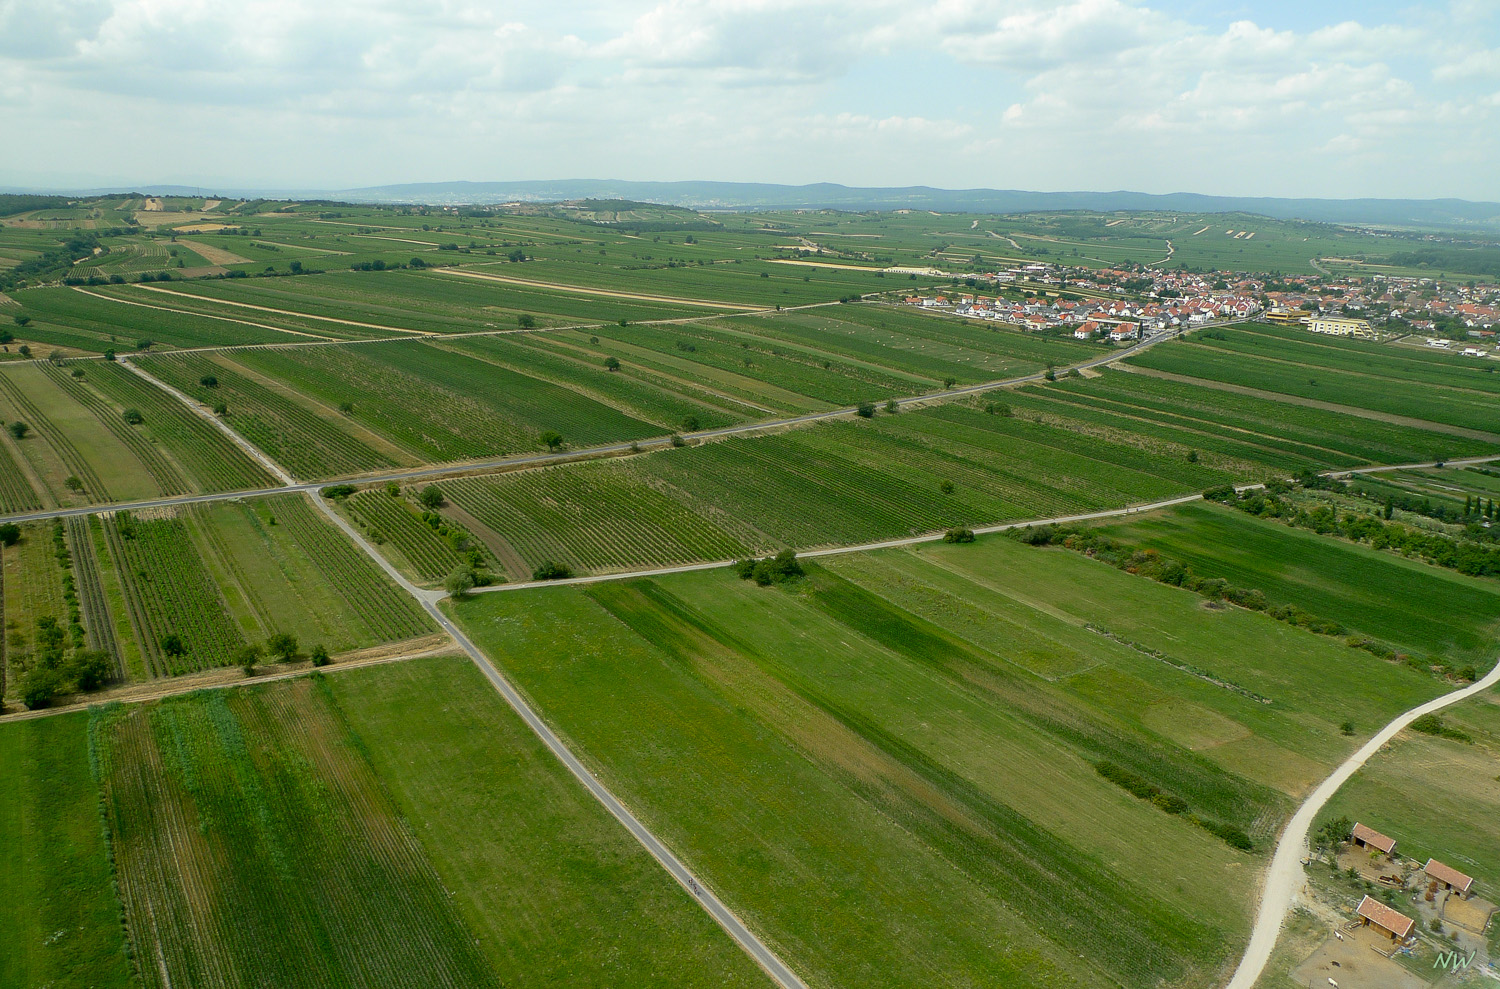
[1356,896,1414,940]
[1424,859,1474,897]
[1351,823,1396,855]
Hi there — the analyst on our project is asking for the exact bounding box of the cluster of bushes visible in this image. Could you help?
[237,633,330,674]
[1410,713,1473,743]
[1011,521,1418,668]
[731,549,804,586]
[531,561,574,581]
[16,521,115,709]
[1206,480,1500,578]
[1096,761,1253,850]
[942,527,975,543]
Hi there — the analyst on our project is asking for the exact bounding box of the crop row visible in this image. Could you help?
[66,516,121,676]
[82,361,276,492]
[345,490,481,583]
[234,341,660,463]
[1127,343,1500,437]
[103,513,246,676]
[445,466,753,575]
[268,495,431,641]
[39,362,190,496]
[0,372,107,500]
[448,335,744,432]
[143,352,398,479]
[95,686,497,989]
[0,439,41,512]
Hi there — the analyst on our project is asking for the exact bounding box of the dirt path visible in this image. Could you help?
[1120,365,1500,444]
[132,284,434,336]
[0,635,455,722]
[436,266,769,311]
[1224,662,1500,989]
[177,237,251,266]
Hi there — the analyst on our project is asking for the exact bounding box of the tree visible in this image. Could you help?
[1340,720,1355,736]
[855,401,876,418]
[680,415,700,432]
[103,349,116,362]
[0,522,19,546]
[445,568,476,597]
[21,666,62,710]
[212,402,228,415]
[337,401,354,414]
[507,249,527,263]
[310,644,330,667]
[1186,450,1198,463]
[943,376,957,389]
[943,527,976,543]
[122,408,144,425]
[64,475,83,492]
[884,399,899,414]
[266,632,299,663]
[417,485,444,509]
[71,367,85,379]
[236,643,263,676]
[289,260,303,274]
[531,561,574,581]
[1043,367,1056,381]
[199,374,218,388]
[17,345,29,358]
[1315,815,1353,851]
[939,479,955,495]
[135,339,153,351]
[68,649,113,691]
[517,314,536,328]
[12,314,30,328]
[540,430,564,451]
[160,633,186,658]
[603,356,621,372]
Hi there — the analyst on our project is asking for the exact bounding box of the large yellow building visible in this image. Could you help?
[1306,315,1376,338]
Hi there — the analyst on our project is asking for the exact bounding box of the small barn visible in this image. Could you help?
[1356,895,1414,941]
[1351,823,1396,856]
[1424,859,1474,897]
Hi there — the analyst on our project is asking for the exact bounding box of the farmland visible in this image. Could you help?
[449,530,1451,989]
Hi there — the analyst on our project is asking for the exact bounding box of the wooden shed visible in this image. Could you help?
[1424,859,1474,897]
[1356,895,1414,941]
[1351,822,1396,855]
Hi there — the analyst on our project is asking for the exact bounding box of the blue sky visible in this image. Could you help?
[0,0,1496,200]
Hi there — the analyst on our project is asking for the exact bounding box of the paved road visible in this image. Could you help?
[1223,660,1500,989]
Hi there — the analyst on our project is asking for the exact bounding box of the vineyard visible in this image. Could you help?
[0,437,40,512]
[141,351,404,479]
[230,341,662,463]
[445,465,754,578]
[266,494,433,641]
[66,515,122,676]
[39,360,191,496]
[92,680,502,989]
[0,368,111,502]
[10,286,299,350]
[344,489,496,583]
[81,360,277,492]
[103,510,246,675]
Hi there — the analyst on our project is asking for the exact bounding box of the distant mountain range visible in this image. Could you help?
[7,178,1500,230]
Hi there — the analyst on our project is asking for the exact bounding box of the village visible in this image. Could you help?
[898,261,1500,352]
[1290,821,1496,988]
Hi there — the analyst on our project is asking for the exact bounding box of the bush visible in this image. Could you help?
[669,434,686,448]
[21,666,63,709]
[1410,713,1472,742]
[532,561,574,581]
[445,568,476,597]
[734,549,805,586]
[417,485,445,509]
[321,484,357,499]
[943,527,975,543]
[855,401,876,418]
[266,632,299,663]
[68,649,113,691]
[6,421,28,439]
[0,522,19,546]
[310,644,331,667]
[199,374,218,388]
[938,480,955,495]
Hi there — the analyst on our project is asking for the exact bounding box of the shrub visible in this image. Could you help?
[6,421,28,439]
[199,374,218,388]
[68,649,113,691]
[417,485,445,509]
[532,561,574,581]
[855,401,876,418]
[0,522,18,546]
[310,644,331,667]
[21,666,63,710]
[321,484,358,499]
[266,632,299,663]
[938,480,955,495]
[943,527,975,543]
[445,568,476,597]
[1410,714,1472,742]
[604,356,620,371]
[669,434,686,448]
[122,408,144,425]
[885,399,899,414]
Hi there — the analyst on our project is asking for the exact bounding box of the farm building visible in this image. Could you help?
[1355,896,1414,941]
[1307,315,1376,338]
[1351,823,1396,855]
[1424,859,1474,897]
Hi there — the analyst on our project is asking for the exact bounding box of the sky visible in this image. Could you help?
[1,0,1497,201]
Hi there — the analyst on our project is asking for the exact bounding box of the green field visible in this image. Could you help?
[2,658,775,989]
[450,530,1453,989]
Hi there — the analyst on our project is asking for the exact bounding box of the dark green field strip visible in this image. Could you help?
[94,684,501,989]
[445,465,754,574]
[1096,502,1500,665]
[345,490,482,583]
[104,513,246,676]
[38,363,190,496]
[13,286,297,349]
[0,437,41,512]
[66,515,122,675]
[82,362,275,492]
[0,372,108,501]
[588,321,920,406]
[144,352,400,479]
[232,341,662,465]
[444,334,745,431]
[1126,343,1500,437]
[268,495,432,641]
[1004,387,1322,473]
[1209,324,1500,390]
[512,256,895,307]
[0,714,137,989]
[1054,369,1497,465]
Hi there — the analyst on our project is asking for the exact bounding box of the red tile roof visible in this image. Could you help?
[1352,822,1396,854]
[1424,859,1473,893]
[1356,896,1414,938]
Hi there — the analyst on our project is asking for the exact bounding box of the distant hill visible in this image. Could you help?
[335,180,1500,230]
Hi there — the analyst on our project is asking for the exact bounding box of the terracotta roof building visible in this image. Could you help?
[1424,859,1474,895]
[1356,896,1414,940]
[1351,823,1396,855]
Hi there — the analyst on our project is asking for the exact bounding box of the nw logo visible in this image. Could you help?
[1433,949,1475,971]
